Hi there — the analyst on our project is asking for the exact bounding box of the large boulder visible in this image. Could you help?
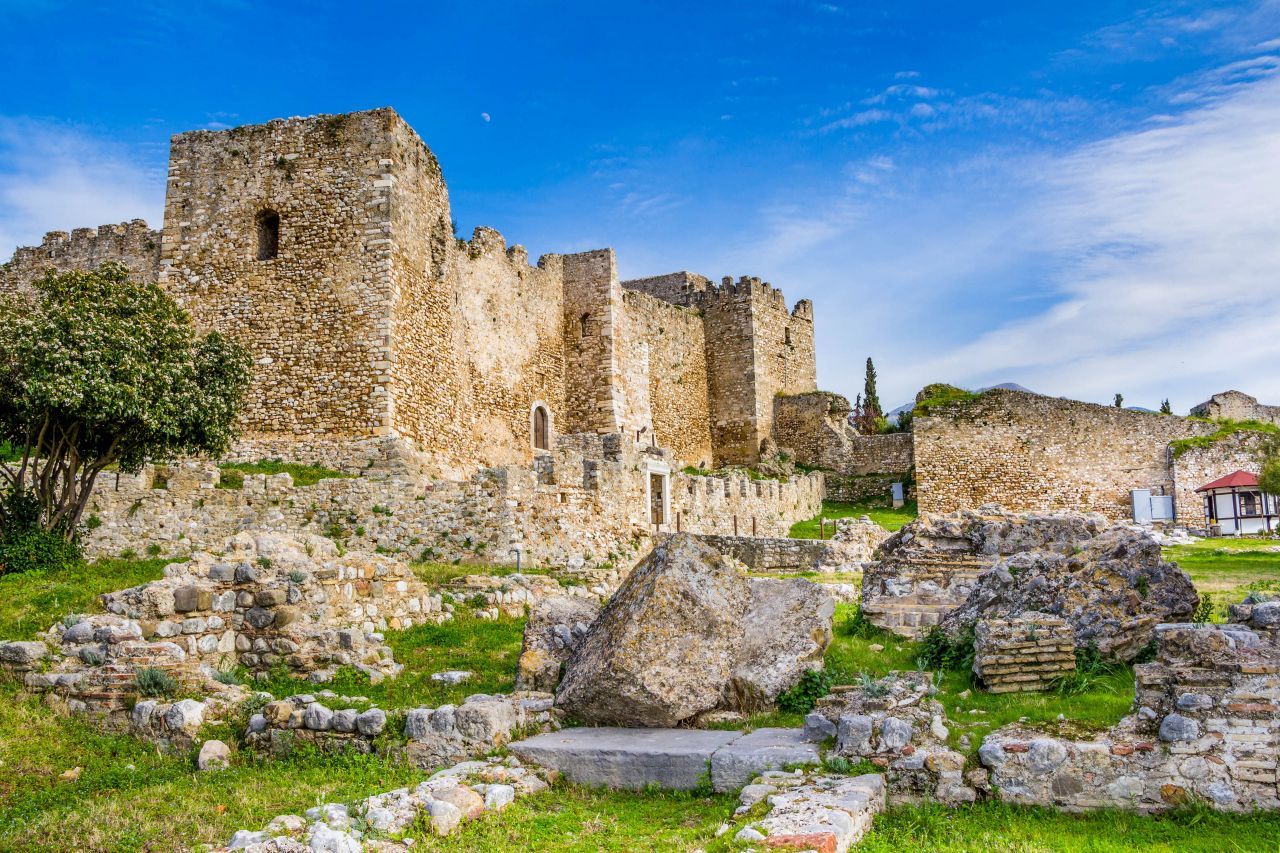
[722,578,834,712]
[939,526,1197,661]
[515,595,601,693]
[555,534,750,727]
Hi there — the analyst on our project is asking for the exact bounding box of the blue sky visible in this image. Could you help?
[2,1,1279,411]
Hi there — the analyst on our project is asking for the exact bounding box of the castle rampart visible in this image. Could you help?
[1,219,160,292]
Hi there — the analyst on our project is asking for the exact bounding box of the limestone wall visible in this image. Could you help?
[0,219,161,294]
[621,290,713,467]
[82,435,821,571]
[914,389,1215,520]
[772,391,914,481]
[1191,390,1280,426]
[161,110,406,441]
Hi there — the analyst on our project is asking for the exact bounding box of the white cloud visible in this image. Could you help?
[0,118,163,260]
[901,62,1280,410]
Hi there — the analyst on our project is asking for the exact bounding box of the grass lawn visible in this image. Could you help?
[1165,537,1280,621]
[0,680,422,852]
[0,555,170,641]
[252,609,527,710]
[789,499,918,539]
[216,459,352,489]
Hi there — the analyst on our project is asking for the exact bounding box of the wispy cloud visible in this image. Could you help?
[0,118,164,260]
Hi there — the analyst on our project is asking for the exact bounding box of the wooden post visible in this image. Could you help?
[820,517,825,540]
[733,516,738,536]
[752,516,757,537]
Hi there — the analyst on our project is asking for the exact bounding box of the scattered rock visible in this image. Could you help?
[198,739,232,771]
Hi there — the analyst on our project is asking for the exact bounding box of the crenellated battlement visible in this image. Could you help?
[1,219,161,292]
[2,108,821,472]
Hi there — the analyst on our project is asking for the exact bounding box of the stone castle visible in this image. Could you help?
[1,108,816,478]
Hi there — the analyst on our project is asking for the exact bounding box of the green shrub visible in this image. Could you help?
[777,668,836,714]
[913,384,983,416]
[916,625,975,673]
[135,667,178,698]
[0,526,82,577]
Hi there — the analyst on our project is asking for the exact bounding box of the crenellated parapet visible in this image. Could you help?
[1,219,161,293]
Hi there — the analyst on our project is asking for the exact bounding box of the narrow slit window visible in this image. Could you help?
[256,209,280,260]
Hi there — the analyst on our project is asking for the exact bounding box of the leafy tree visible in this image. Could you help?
[1113,393,1124,408]
[1160,399,1173,415]
[1260,439,1280,498]
[0,264,252,542]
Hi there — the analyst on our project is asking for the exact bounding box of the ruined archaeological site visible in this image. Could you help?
[3,50,1280,853]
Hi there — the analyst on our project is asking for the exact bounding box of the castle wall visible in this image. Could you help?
[0,220,161,293]
[621,291,713,467]
[913,389,1215,520]
[80,436,821,571]
[772,392,913,474]
[1191,390,1280,426]
[562,250,626,436]
[160,110,406,440]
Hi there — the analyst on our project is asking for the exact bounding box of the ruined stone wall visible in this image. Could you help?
[160,110,404,440]
[562,250,625,436]
[621,290,713,467]
[81,435,820,571]
[772,392,913,474]
[914,390,1216,520]
[1,220,161,294]
[1171,431,1272,529]
[1191,390,1280,426]
[622,271,712,306]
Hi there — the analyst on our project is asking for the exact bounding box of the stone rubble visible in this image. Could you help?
[972,612,1076,693]
[514,595,601,692]
[217,755,554,851]
[732,770,886,853]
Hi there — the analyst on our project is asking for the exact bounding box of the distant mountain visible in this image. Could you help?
[884,382,1036,425]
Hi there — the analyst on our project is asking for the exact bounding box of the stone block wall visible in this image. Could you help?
[81,435,821,571]
[771,392,914,495]
[913,389,1215,521]
[973,614,1076,693]
[1192,390,1280,426]
[980,623,1280,813]
[0,219,161,294]
[695,535,832,572]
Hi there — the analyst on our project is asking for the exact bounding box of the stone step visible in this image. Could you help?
[510,726,821,793]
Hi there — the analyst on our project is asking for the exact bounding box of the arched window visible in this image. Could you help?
[256,209,280,261]
[533,405,550,451]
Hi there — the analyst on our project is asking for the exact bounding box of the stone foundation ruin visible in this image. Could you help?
[972,613,1076,693]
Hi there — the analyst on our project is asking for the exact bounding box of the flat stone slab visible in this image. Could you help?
[510,726,821,793]
[710,727,822,792]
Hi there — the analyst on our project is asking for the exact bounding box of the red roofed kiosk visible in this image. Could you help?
[1196,470,1277,535]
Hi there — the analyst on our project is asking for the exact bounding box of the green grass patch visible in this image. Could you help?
[412,560,550,587]
[216,459,351,489]
[790,499,918,538]
[913,383,984,416]
[0,681,420,852]
[0,555,171,640]
[822,603,1133,757]
[1169,418,1280,458]
[0,441,22,462]
[251,609,527,709]
[411,781,737,851]
[1164,538,1280,621]
[856,799,1280,852]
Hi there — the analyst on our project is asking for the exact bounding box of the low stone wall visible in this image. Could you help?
[979,623,1280,812]
[82,433,822,572]
[825,472,912,503]
[973,614,1075,693]
[220,755,554,849]
[246,691,561,767]
[696,535,830,572]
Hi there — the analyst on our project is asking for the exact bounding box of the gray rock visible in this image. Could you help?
[430,670,472,685]
[356,707,386,736]
[1176,692,1214,712]
[163,699,205,733]
[0,640,49,666]
[62,621,96,644]
[709,727,821,792]
[555,534,750,727]
[1158,713,1200,742]
[876,717,914,752]
[720,577,834,713]
[515,595,601,692]
[404,708,432,739]
[247,713,268,734]
[245,607,275,629]
[510,726,741,790]
[303,703,333,731]
[454,698,514,745]
[197,739,231,771]
[1250,600,1280,629]
[838,714,874,754]
[331,709,358,733]
[804,711,837,741]
[1027,739,1069,773]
